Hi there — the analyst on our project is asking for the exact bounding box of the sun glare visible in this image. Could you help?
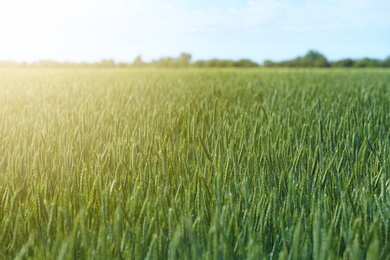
[1,1,49,60]
[0,0,86,61]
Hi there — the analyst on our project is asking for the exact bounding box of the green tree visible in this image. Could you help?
[263,60,276,67]
[353,58,382,68]
[331,58,354,67]
[383,56,390,67]
[97,59,115,67]
[178,52,192,67]
[303,50,329,67]
[233,59,259,67]
[192,60,206,67]
[262,50,329,68]
[132,55,144,67]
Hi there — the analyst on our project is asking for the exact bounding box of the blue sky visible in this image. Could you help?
[0,0,389,63]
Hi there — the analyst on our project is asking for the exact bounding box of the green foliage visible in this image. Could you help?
[234,59,260,68]
[132,55,144,67]
[264,50,330,67]
[178,53,192,67]
[2,51,389,68]
[383,56,390,67]
[331,58,355,68]
[353,58,383,68]
[192,59,259,68]
[264,50,390,68]
[0,53,259,68]
[0,68,390,259]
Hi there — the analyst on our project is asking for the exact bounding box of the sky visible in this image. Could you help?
[0,0,389,63]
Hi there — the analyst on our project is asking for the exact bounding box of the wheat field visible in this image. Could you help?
[0,68,389,259]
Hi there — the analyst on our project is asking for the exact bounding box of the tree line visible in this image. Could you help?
[264,50,390,68]
[1,50,389,68]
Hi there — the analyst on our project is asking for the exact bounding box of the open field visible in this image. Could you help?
[0,68,390,259]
